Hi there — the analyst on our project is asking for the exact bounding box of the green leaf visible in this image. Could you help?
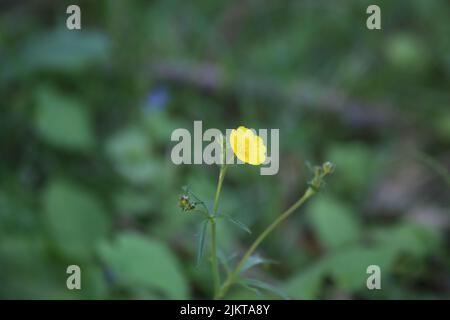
[143,111,178,144]
[196,220,208,266]
[324,245,397,292]
[98,233,188,299]
[105,127,159,185]
[372,222,441,258]
[307,196,361,250]
[43,179,110,260]
[240,278,289,300]
[0,236,83,299]
[284,262,327,300]
[221,213,252,234]
[327,143,376,195]
[34,87,94,151]
[240,255,277,273]
[20,29,108,72]
[106,127,151,163]
[114,189,154,216]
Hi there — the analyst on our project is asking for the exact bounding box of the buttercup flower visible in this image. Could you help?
[229,126,266,165]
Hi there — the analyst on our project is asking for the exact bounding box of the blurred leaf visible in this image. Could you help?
[98,232,188,299]
[78,264,109,299]
[372,222,441,258]
[196,220,208,266]
[0,236,77,299]
[0,189,37,235]
[35,87,94,151]
[240,254,277,273]
[20,29,108,72]
[43,179,110,260]
[325,245,397,292]
[226,289,270,300]
[433,112,450,143]
[239,278,289,300]
[308,196,361,250]
[284,262,327,300]
[143,111,177,144]
[385,33,429,73]
[327,144,376,196]
[106,126,151,162]
[114,189,154,216]
[106,126,159,185]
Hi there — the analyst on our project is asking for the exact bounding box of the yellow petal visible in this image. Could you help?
[229,126,266,165]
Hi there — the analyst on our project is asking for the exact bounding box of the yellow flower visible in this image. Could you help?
[229,126,266,165]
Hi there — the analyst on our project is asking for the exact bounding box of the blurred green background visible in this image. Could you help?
[0,0,449,299]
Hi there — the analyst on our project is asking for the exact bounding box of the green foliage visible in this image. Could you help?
[239,278,289,300]
[98,233,189,299]
[35,88,95,151]
[0,0,448,300]
[43,179,110,260]
[307,196,361,250]
[327,144,377,197]
[105,126,157,185]
[284,263,327,300]
[325,246,397,292]
[241,255,277,274]
[385,33,430,73]
[372,222,442,259]
[20,29,108,73]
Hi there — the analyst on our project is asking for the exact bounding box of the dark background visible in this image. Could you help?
[0,0,449,299]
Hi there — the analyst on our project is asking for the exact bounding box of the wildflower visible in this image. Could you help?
[229,126,266,165]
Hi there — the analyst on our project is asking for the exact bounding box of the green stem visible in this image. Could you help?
[215,186,316,299]
[210,218,220,297]
[210,164,228,297]
[213,165,227,215]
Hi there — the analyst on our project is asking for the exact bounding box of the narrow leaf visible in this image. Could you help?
[241,254,277,273]
[240,278,290,300]
[222,214,251,234]
[196,220,208,266]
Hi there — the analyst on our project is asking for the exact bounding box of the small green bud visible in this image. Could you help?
[322,161,335,175]
[308,161,335,191]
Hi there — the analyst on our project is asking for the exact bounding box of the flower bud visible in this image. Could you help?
[322,161,335,175]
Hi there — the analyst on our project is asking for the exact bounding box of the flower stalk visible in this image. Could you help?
[180,126,334,299]
[215,186,316,299]
[214,161,334,299]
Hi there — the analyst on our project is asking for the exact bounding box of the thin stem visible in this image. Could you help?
[210,164,228,297]
[215,186,316,299]
[213,165,228,216]
[210,218,220,296]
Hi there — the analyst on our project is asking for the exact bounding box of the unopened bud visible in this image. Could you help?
[322,161,335,175]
